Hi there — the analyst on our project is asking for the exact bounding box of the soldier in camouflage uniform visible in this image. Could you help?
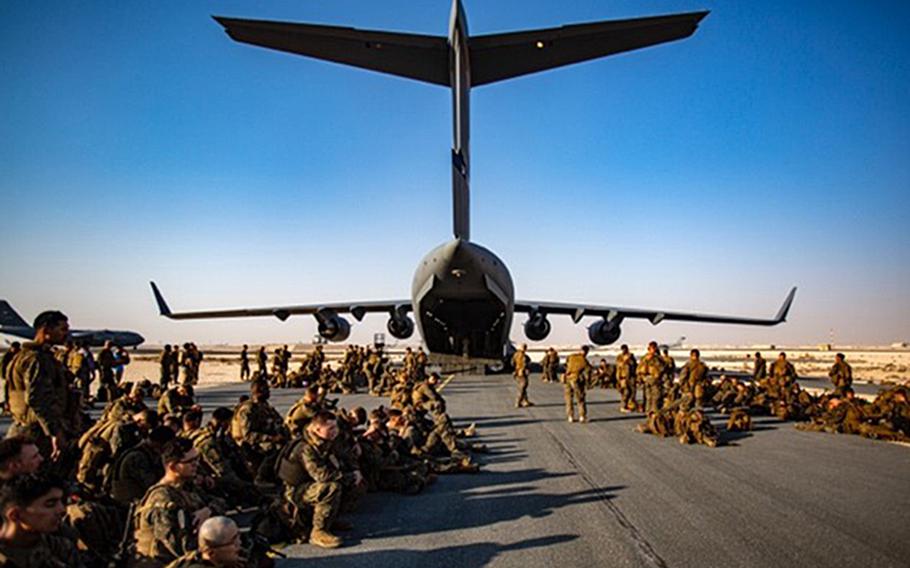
[615,344,637,412]
[637,341,666,415]
[110,426,176,506]
[660,347,676,398]
[164,516,244,568]
[5,311,73,466]
[160,345,174,389]
[770,352,798,399]
[0,474,83,568]
[828,353,853,396]
[159,384,196,420]
[677,349,710,407]
[540,348,559,383]
[1,342,21,414]
[511,344,533,408]
[184,408,257,506]
[132,438,225,566]
[231,381,288,483]
[239,345,251,383]
[563,346,592,423]
[277,411,366,549]
[752,352,767,382]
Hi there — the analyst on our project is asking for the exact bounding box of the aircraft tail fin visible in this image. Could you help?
[0,301,29,328]
[469,11,708,86]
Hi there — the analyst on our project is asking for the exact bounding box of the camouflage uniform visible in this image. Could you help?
[563,352,592,421]
[277,430,365,536]
[0,534,83,568]
[133,482,213,565]
[828,360,853,395]
[185,424,255,502]
[678,358,710,407]
[5,342,73,458]
[110,440,165,505]
[615,351,636,411]
[511,350,531,408]
[158,388,194,419]
[637,352,666,414]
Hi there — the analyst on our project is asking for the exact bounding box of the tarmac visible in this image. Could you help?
[1,373,906,567]
[198,374,909,568]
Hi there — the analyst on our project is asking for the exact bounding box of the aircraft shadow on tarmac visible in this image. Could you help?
[281,534,579,568]
[359,468,624,539]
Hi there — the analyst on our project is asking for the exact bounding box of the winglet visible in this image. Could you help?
[774,287,797,323]
[150,282,173,317]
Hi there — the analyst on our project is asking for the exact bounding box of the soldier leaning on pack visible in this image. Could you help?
[564,346,592,423]
[132,438,226,567]
[5,311,73,464]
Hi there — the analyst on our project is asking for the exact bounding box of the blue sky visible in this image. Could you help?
[1,0,908,347]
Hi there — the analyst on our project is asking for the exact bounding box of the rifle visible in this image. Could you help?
[108,501,136,568]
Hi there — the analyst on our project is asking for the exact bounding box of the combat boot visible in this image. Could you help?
[310,529,342,549]
[567,416,575,423]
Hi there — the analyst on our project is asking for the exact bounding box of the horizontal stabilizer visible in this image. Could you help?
[213,16,450,86]
[470,11,709,86]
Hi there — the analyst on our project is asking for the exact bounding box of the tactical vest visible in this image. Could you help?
[275,437,308,486]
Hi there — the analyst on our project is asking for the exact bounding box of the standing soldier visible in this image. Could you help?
[661,347,676,397]
[541,348,560,383]
[511,344,533,408]
[771,352,798,397]
[828,352,853,396]
[564,346,593,423]
[678,349,710,406]
[615,344,636,413]
[180,343,194,385]
[114,345,131,384]
[271,348,285,387]
[239,344,251,382]
[637,341,666,414]
[2,341,22,413]
[753,352,767,382]
[97,340,117,402]
[415,347,429,380]
[159,344,173,389]
[256,346,268,380]
[169,344,181,386]
[6,311,71,462]
[67,341,91,404]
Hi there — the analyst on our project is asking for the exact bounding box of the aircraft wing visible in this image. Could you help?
[470,11,708,86]
[150,282,411,322]
[212,16,449,86]
[515,287,797,326]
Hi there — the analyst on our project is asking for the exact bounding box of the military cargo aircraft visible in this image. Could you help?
[0,300,145,347]
[151,0,796,361]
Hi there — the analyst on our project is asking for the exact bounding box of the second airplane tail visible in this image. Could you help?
[0,301,29,328]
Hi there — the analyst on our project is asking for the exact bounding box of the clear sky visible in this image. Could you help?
[1,0,908,347]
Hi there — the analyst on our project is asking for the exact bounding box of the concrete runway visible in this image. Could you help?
[3,374,906,567]
[191,374,909,568]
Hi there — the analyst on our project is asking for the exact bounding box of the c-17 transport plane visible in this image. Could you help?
[151,0,796,362]
[0,300,145,348]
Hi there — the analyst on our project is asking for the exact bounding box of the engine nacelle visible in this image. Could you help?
[524,313,551,341]
[387,314,415,339]
[588,319,622,346]
[318,316,351,342]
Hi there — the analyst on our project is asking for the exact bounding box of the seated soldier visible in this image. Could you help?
[0,437,44,484]
[185,408,258,506]
[285,387,323,438]
[277,411,366,549]
[110,426,176,506]
[231,381,288,484]
[133,438,224,566]
[165,516,244,568]
[0,474,83,568]
[158,384,196,420]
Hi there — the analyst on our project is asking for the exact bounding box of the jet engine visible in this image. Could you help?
[317,315,351,342]
[387,313,415,339]
[523,312,551,341]
[588,318,622,345]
